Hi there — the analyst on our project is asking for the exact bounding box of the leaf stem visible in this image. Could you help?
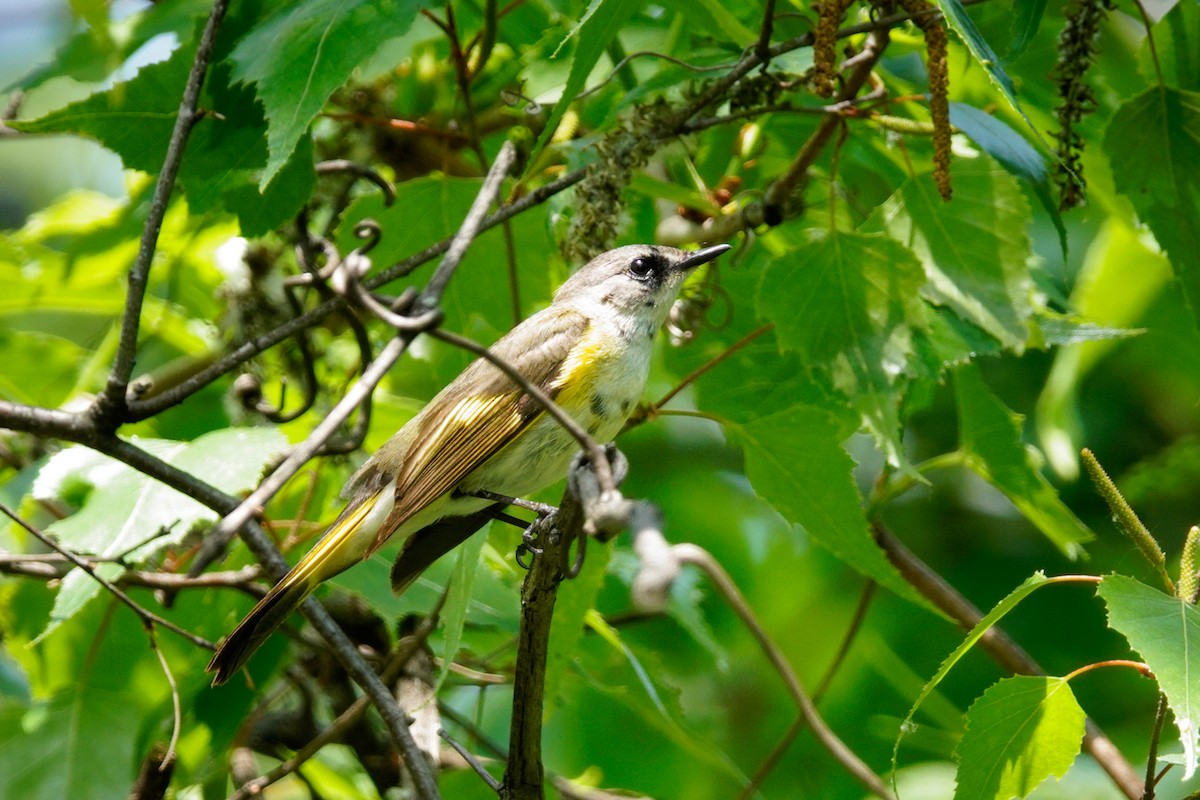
[1063,659,1153,682]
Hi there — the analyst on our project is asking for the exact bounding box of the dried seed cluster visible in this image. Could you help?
[563,99,675,263]
[1052,0,1115,211]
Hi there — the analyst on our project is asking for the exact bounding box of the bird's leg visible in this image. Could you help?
[467,488,558,518]
[463,490,560,571]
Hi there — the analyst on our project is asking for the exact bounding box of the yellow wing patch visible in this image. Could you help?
[364,309,592,555]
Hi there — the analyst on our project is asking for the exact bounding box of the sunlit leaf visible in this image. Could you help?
[32,428,288,638]
[947,103,1064,257]
[1098,575,1200,780]
[954,676,1086,800]
[229,0,436,188]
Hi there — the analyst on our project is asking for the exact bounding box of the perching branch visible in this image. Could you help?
[502,453,603,799]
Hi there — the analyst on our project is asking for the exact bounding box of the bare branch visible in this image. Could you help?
[502,457,593,799]
[90,0,231,432]
[0,556,262,593]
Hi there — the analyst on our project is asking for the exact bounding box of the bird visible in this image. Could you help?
[207,242,731,685]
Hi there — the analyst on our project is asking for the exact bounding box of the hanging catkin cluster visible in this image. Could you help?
[1052,0,1115,211]
[812,0,855,98]
[893,0,952,200]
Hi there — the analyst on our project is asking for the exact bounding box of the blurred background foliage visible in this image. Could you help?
[1,0,1199,798]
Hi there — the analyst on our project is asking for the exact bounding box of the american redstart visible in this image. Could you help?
[207,242,731,684]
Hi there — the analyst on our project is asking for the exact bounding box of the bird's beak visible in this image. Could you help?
[675,243,732,272]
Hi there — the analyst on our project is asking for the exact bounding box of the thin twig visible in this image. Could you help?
[441,729,503,792]
[674,544,894,800]
[420,141,517,308]
[1145,693,1170,799]
[0,502,214,650]
[762,28,889,214]
[647,323,773,418]
[148,629,183,770]
[756,0,778,62]
[737,580,877,800]
[0,558,262,593]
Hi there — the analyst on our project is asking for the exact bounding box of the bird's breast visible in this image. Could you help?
[458,324,651,499]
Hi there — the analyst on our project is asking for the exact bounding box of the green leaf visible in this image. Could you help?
[895,572,1053,768]
[1098,574,1200,779]
[545,538,611,717]
[947,103,1065,258]
[955,363,1092,557]
[528,0,643,167]
[1008,0,1048,60]
[1138,0,1200,91]
[10,45,313,235]
[229,0,435,189]
[726,405,933,611]
[954,676,1086,800]
[757,230,927,468]
[31,428,289,638]
[1104,88,1200,324]
[932,0,1036,134]
[435,527,486,690]
[864,157,1034,349]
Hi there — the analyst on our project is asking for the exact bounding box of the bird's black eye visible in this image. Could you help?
[629,256,656,280]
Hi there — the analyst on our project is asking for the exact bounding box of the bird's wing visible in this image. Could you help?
[367,310,590,554]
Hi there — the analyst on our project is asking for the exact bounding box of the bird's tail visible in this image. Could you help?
[207,489,394,686]
[206,572,313,685]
